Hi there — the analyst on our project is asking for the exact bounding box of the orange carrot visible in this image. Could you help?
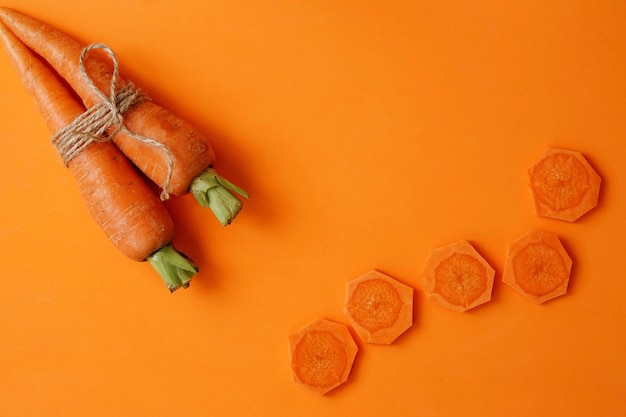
[0,22,197,292]
[420,240,495,312]
[502,230,572,304]
[0,7,247,225]
[344,270,413,344]
[528,147,601,222]
[288,318,358,395]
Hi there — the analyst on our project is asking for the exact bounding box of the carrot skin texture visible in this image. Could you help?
[71,143,175,261]
[0,23,174,262]
[0,7,215,196]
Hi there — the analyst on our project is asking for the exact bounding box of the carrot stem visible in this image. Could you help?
[147,243,198,292]
[189,167,249,226]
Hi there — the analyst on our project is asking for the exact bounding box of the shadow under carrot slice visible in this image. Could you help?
[0,23,197,292]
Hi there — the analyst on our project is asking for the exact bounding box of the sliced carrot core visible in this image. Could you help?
[293,331,348,390]
[503,230,573,304]
[346,279,402,333]
[288,318,358,395]
[421,240,495,312]
[512,242,569,297]
[528,147,601,222]
[530,153,589,212]
[344,270,414,344]
[433,253,488,308]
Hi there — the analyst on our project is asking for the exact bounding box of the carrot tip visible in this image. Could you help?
[147,243,198,292]
[189,167,248,226]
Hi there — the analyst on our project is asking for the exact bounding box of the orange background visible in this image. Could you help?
[1,1,625,416]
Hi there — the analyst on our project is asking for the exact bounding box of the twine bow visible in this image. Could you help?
[51,43,173,200]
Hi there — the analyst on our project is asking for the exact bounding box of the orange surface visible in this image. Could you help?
[1,1,625,415]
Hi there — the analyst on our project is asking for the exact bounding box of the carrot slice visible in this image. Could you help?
[502,230,572,304]
[0,7,248,225]
[344,270,413,344]
[528,147,601,222]
[421,240,495,312]
[288,318,358,395]
[0,22,197,292]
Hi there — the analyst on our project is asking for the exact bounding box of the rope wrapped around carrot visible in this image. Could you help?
[54,43,175,200]
[0,22,198,292]
[0,7,249,226]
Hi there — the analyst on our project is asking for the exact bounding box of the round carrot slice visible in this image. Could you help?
[288,318,358,395]
[528,147,601,222]
[421,240,495,312]
[502,230,572,304]
[344,270,413,344]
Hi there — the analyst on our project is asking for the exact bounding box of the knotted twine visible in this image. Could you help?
[51,43,174,200]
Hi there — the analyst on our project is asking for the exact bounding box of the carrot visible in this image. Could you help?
[343,270,413,344]
[0,7,248,226]
[502,230,572,304]
[420,240,495,312]
[288,318,358,395]
[0,22,197,292]
[528,147,601,222]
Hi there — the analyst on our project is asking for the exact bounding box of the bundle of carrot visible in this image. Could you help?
[0,21,201,291]
[0,7,248,226]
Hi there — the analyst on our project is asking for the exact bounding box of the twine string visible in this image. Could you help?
[50,43,174,200]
